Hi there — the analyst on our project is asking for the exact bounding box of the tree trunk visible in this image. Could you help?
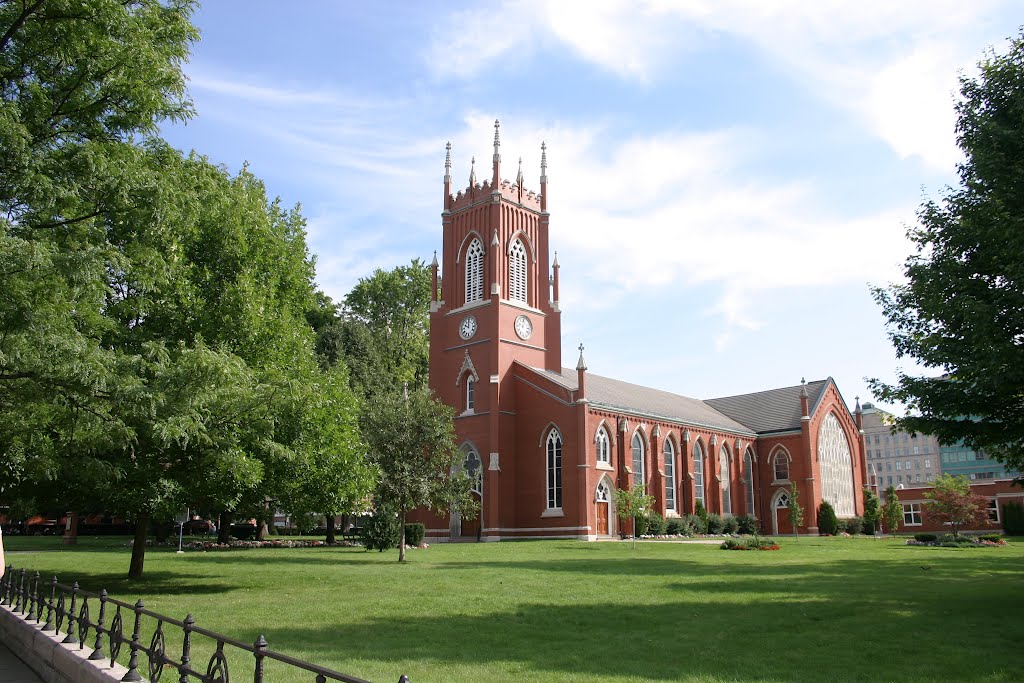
[218,511,233,544]
[326,515,336,544]
[128,513,149,580]
[398,510,407,562]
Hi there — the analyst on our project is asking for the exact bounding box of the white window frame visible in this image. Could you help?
[546,429,563,511]
[595,426,611,467]
[902,502,922,526]
[465,376,475,412]
[720,446,732,516]
[773,450,790,482]
[987,499,999,522]
[693,442,705,507]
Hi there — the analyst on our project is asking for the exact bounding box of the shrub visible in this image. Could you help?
[834,518,848,534]
[695,499,709,530]
[706,513,725,534]
[914,533,938,543]
[362,512,400,551]
[666,517,692,535]
[736,514,759,535]
[644,511,667,535]
[1002,501,1024,535]
[404,523,425,546]
[817,500,838,535]
[684,514,705,535]
[844,516,864,535]
[723,516,739,534]
[977,533,1002,543]
[720,536,780,551]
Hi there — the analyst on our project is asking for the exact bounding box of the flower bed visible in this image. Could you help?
[720,538,780,551]
[905,534,1006,548]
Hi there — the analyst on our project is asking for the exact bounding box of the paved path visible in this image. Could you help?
[0,641,43,682]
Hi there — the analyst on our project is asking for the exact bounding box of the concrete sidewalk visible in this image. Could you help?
[0,641,43,682]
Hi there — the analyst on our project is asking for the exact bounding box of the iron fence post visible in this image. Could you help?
[16,568,26,613]
[62,581,79,644]
[29,572,39,622]
[179,613,194,683]
[253,634,268,683]
[121,599,144,682]
[42,576,56,631]
[90,589,108,661]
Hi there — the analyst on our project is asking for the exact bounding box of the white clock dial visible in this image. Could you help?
[459,315,477,340]
[514,314,533,340]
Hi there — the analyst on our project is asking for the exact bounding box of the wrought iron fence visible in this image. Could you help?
[1,565,409,683]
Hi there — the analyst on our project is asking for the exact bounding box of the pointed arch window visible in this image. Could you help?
[720,447,732,516]
[743,450,755,515]
[631,432,645,488]
[664,438,676,512]
[693,442,705,507]
[546,429,563,510]
[465,238,484,303]
[773,451,790,482]
[462,446,482,493]
[818,413,856,516]
[509,238,527,303]
[465,377,475,412]
[595,426,610,465]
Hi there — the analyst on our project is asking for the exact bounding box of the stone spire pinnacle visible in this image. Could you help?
[469,156,476,186]
[492,119,501,186]
[516,157,524,186]
[800,377,808,398]
[552,250,559,267]
[540,141,547,178]
[576,343,587,371]
[444,141,451,178]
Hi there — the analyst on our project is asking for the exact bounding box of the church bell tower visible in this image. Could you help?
[428,121,562,540]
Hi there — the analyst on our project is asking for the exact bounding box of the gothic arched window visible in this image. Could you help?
[743,449,755,515]
[462,446,482,492]
[631,432,645,488]
[465,238,484,303]
[664,438,676,512]
[465,376,475,412]
[509,238,527,303]
[818,413,856,516]
[720,446,732,516]
[596,426,610,465]
[693,442,705,507]
[773,450,790,482]
[547,429,563,510]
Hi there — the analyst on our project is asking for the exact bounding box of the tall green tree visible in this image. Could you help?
[360,386,475,562]
[862,487,882,535]
[870,31,1024,474]
[881,486,903,538]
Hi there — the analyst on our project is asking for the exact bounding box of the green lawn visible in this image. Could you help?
[4,535,1023,682]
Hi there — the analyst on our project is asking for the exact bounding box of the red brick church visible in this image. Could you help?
[417,122,867,541]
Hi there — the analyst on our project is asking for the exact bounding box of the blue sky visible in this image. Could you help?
[161,1,1022,414]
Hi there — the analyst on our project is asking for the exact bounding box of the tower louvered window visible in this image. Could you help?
[465,238,484,303]
[509,238,527,303]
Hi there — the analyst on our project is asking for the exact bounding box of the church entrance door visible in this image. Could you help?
[773,490,793,535]
[595,501,609,535]
[460,492,482,539]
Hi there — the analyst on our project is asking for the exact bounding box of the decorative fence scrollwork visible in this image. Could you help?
[1,564,409,683]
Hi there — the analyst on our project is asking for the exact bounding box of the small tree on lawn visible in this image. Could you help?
[925,474,992,538]
[694,499,709,533]
[863,487,882,535]
[787,482,804,539]
[881,486,903,538]
[613,484,654,549]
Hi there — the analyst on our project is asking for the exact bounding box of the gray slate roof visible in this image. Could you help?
[527,366,756,435]
[523,364,835,436]
[705,379,831,434]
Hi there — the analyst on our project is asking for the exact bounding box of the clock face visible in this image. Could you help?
[514,314,533,340]
[459,315,477,340]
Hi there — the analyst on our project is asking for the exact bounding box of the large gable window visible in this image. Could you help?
[465,238,484,303]
[818,413,855,517]
[547,429,563,510]
[509,238,527,303]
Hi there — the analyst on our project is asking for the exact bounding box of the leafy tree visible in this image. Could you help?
[613,484,654,549]
[817,500,838,535]
[870,31,1024,474]
[694,499,709,532]
[360,386,476,562]
[862,487,882,535]
[881,486,903,538]
[924,474,992,538]
[787,482,804,539]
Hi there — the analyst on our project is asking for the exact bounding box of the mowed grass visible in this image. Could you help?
[4,535,1024,682]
